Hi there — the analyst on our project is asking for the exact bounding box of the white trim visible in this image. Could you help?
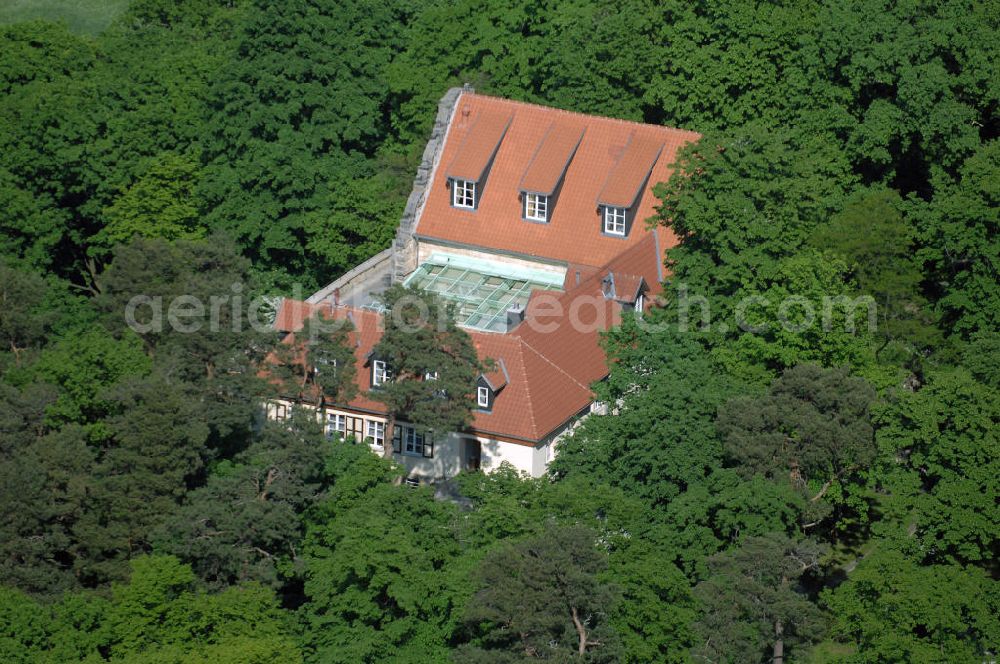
[452,179,476,208]
[524,193,548,222]
[603,206,626,235]
[372,360,391,386]
[477,385,490,408]
[326,413,346,438]
[366,419,385,447]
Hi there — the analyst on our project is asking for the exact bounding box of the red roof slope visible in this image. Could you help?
[520,124,585,196]
[445,108,513,182]
[266,305,389,415]
[597,132,664,208]
[274,299,319,332]
[267,230,665,445]
[417,92,699,268]
[514,232,662,392]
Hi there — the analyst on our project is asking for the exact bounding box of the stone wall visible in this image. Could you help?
[307,247,393,307]
[390,86,464,283]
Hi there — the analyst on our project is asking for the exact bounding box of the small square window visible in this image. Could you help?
[424,371,438,381]
[365,420,385,446]
[603,207,626,236]
[327,413,346,439]
[525,193,548,222]
[477,386,490,409]
[452,179,476,208]
[372,360,391,386]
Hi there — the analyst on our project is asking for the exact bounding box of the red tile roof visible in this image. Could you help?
[274,299,320,332]
[267,229,665,445]
[597,132,664,208]
[265,305,389,414]
[269,95,689,446]
[445,107,513,182]
[418,92,699,268]
[514,233,662,393]
[606,272,646,303]
[519,124,585,196]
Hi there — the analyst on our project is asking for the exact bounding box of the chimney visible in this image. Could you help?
[506,303,525,331]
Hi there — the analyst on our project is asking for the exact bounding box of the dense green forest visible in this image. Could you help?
[0,0,997,661]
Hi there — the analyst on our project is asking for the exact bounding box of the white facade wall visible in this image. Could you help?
[266,401,555,481]
[479,436,538,476]
[390,431,464,479]
[265,399,590,482]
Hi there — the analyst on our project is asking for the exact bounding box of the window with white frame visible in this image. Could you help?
[365,420,385,447]
[326,413,346,439]
[314,357,337,376]
[603,206,627,235]
[477,385,490,409]
[635,292,645,313]
[404,427,425,455]
[390,426,433,458]
[372,360,391,386]
[524,193,548,222]
[452,179,476,208]
[424,371,438,381]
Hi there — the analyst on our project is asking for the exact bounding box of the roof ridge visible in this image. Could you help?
[512,339,539,437]
[463,91,699,137]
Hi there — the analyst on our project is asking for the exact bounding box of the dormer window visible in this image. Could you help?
[597,133,663,238]
[314,357,337,376]
[446,109,511,211]
[477,385,491,409]
[452,179,476,208]
[372,359,392,386]
[524,193,548,222]
[520,124,584,224]
[603,207,627,236]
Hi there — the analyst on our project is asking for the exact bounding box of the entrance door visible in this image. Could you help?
[463,438,481,471]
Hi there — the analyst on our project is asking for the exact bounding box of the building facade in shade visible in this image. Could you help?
[267,87,699,482]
